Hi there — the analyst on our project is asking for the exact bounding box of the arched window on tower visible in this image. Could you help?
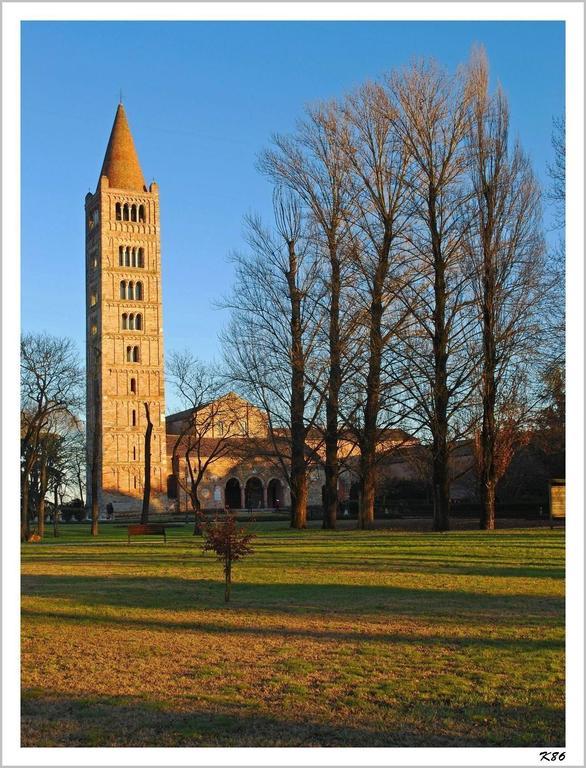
[124,247,129,267]
[131,205,137,222]
[135,282,143,300]
[133,446,137,460]
[130,377,136,394]
[132,410,137,427]
[135,313,142,331]
[129,313,135,331]
[120,281,127,300]
[121,313,128,330]
[133,346,140,363]
[139,205,146,222]
[126,345,132,362]
[123,203,129,221]
[131,248,136,268]
[118,246,123,267]
[115,203,122,221]
[138,248,144,268]
[128,281,134,300]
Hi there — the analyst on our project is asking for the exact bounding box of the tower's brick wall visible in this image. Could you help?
[86,109,168,516]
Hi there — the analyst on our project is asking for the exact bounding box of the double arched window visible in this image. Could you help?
[115,203,147,223]
[121,313,143,331]
[119,281,143,301]
[118,246,144,268]
[126,345,140,363]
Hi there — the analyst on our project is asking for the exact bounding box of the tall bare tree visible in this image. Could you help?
[222,190,324,528]
[339,82,413,527]
[21,333,82,541]
[260,103,353,528]
[388,60,476,531]
[465,49,545,529]
[167,353,242,533]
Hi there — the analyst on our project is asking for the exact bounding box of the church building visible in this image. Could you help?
[85,105,415,518]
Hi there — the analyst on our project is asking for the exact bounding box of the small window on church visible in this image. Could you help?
[135,282,143,300]
[119,246,124,267]
[133,476,137,489]
[123,204,129,221]
[130,377,136,394]
[125,247,130,268]
[120,281,126,300]
[133,446,137,460]
[129,313,135,331]
[139,205,146,223]
[133,346,140,363]
[116,203,122,221]
[135,313,142,331]
[131,248,137,268]
[126,345,132,362]
[121,313,128,330]
[138,248,144,268]
[131,205,137,222]
[132,409,137,427]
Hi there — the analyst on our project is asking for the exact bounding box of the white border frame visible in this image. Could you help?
[3,3,583,767]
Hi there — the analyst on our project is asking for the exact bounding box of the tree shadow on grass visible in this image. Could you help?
[20,606,564,652]
[20,693,565,747]
[21,574,564,621]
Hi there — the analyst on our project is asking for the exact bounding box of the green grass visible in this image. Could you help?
[21,522,565,747]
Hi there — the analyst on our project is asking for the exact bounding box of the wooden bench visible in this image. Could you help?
[127,523,167,544]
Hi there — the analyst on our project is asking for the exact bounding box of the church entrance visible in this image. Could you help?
[267,478,283,509]
[245,477,264,510]
[225,478,241,510]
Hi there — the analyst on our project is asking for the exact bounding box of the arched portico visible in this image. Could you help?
[225,477,241,509]
[267,478,283,509]
[245,477,264,509]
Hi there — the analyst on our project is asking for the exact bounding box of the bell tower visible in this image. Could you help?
[85,103,167,514]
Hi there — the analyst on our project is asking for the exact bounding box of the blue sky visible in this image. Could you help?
[21,20,565,368]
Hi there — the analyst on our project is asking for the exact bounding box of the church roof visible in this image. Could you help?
[99,103,146,192]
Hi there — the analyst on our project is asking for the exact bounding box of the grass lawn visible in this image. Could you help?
[21,522,565,747]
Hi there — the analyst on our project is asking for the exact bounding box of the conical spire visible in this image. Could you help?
[99,103,146,191]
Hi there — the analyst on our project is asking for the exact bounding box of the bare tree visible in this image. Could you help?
[20,333,82,541]
[222,190,325,528]
[338,82,413,527]
[167,353,242,533]
[260,103,354,529]
[465,49,545,529]
[387,59,477,531]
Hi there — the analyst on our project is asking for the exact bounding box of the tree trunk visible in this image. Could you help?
[53,485,59,537]
[21,473,30,542]
[324,249,341,530]
[430,191,450,533]
[37,454,48,539]
[141,402,153,524]
[225,559,232,602]
[290,471,308,529]
[287,238,309,530]
[192,493,202,535]
[360,461,376,529]
[360,256,387,528]
[90,375,100,537]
